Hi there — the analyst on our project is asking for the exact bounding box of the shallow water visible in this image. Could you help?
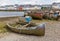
[0,11,24,17]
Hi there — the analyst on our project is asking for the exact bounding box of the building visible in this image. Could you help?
[18,5,41,11]
[0,5,18,10]
[5,5,17,10]
[0,6,6,10]
[41,4,52,10]
[52,3,60,9]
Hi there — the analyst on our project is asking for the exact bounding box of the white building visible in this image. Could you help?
[5,5,17,10]
[0,5,17,10]
[5,7,17,10]
[0,8,6,10]
[52,3,60,9]
[23,6,41,10]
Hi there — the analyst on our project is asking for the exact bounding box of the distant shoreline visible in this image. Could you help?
[0,10,27,12]
[0,10,20,11]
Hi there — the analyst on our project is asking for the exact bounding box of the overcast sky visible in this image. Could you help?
[0,0,60,6]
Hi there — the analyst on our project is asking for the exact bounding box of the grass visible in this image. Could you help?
[0,19,58,33]
[0,20,44,33]
[32,19,51,23]
[0,22,8,33]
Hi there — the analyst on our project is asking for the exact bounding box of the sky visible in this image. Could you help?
[0,0,60,6]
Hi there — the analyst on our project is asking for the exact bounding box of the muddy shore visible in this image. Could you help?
[0,17,60,41]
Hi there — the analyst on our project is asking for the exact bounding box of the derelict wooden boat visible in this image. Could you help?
[27,11,43,19]
[7,22,45,36]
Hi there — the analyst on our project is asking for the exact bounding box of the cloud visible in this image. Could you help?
[0,0,60,6]
[0,0,38,5]
[52,0,60,2]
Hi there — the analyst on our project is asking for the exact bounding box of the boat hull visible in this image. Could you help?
[7,23,45,36]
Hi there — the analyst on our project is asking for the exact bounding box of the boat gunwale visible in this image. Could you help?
[7,23,38,30]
